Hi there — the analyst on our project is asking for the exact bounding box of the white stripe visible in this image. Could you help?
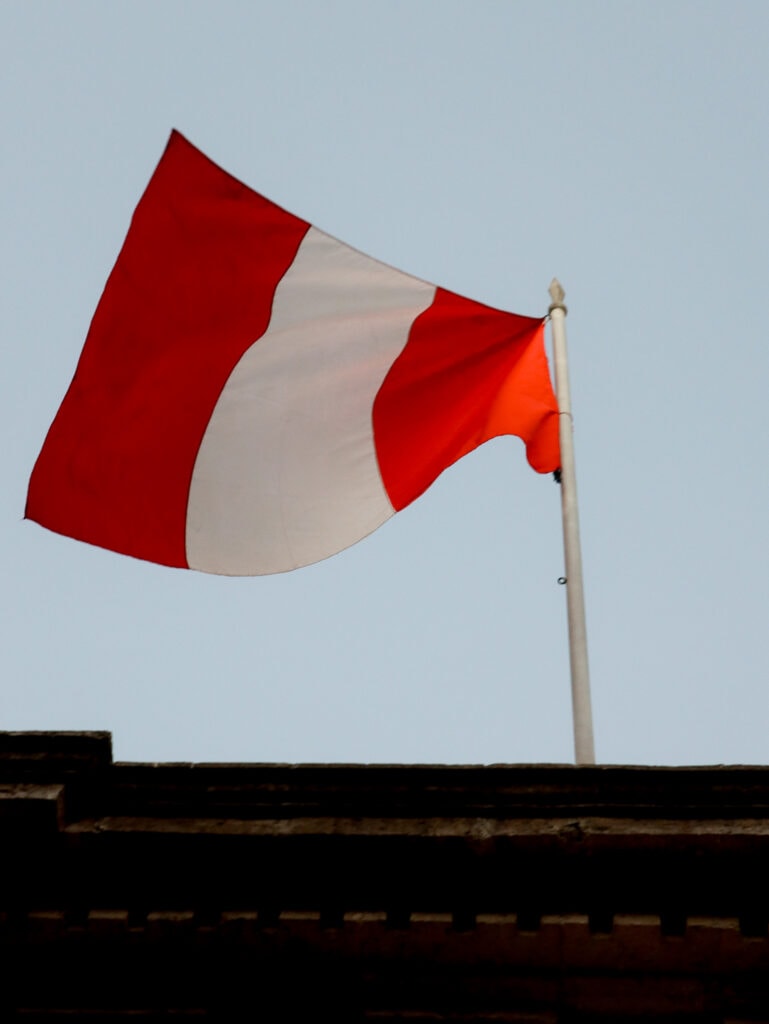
[186,228,436,574]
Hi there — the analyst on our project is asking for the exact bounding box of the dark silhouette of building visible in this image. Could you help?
[2,730,769,1021]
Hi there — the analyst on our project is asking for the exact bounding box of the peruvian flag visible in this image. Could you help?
[26,131,560,575]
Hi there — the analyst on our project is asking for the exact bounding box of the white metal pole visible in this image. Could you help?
[548,279,595,765]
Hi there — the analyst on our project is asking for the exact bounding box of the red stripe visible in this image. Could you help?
[26,131,309,567]
[372,288,560,512]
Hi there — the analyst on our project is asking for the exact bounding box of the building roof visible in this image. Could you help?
[2,731,769,1021]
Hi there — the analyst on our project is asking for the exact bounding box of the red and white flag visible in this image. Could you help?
[26,131,560,575]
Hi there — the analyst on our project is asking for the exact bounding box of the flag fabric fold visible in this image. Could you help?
[26,130,560,575]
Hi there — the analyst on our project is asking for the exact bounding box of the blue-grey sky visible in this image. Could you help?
[3,1,768,765]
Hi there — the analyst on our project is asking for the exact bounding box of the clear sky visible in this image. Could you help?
[4,1,768,766]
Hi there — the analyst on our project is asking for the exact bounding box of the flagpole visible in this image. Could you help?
[548,279,595,765]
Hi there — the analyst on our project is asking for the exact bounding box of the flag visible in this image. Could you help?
[26,131,560,575]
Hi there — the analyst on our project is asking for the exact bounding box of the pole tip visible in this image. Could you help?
[548,278,566,313]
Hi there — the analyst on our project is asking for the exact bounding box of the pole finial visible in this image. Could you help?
[549,278,567,314]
